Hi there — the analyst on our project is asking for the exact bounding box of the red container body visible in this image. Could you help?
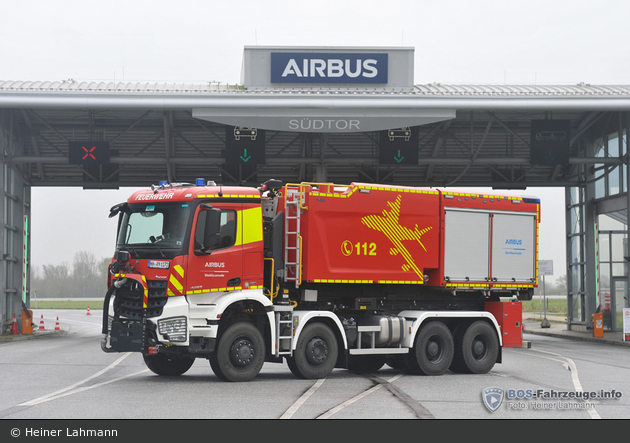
[289,183,441,286]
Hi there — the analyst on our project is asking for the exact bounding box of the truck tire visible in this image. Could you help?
[450,321,499,374]
[287,322,338,379]
[209,322,265,382]
[405,321,453,376]
[143,353,195,376]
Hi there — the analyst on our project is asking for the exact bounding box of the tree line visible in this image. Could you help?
[31,251,111,299]
[534,274,567,296]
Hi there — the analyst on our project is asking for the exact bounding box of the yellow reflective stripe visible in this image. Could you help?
[235,213,243,246]
[242,206,263,245]
[169,275,183,293]
[173,265,184,278]
[234,206,263,246]
[141,276,149,308]
[187,286,243,294]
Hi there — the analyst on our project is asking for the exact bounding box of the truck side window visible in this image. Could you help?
[195,209,237,252]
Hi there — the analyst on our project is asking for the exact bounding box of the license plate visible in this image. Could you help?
[148,260,170,269]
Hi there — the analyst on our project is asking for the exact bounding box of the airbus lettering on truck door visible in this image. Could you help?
[504,239,526,255]
[271,52,388,84]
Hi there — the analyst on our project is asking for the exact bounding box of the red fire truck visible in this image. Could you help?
[102,179,539,382]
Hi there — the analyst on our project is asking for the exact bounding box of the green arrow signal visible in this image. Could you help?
[240,148,251,163]
[394,149,404,163]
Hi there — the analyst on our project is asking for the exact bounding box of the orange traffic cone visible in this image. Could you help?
[38,314,45,330]
[10,314,18,335]
[55,317,60,331]
[86,306,91,316]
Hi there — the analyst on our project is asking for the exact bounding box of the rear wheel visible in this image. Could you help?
[450,321,499,374]
[144,353,195,376]
[287,322,338,379]
[405,321,453,376]
[209,322,265,382]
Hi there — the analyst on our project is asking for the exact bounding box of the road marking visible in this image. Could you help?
[24,369,150,405]
[520,348,601,419]
[19,352,139,406]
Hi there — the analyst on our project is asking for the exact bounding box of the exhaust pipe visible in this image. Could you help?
[101,278,128,353]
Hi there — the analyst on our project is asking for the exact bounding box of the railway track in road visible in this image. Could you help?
[280,372,435,419]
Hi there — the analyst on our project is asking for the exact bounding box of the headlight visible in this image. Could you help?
[158,316,187,342]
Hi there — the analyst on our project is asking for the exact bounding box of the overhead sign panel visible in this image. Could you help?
[530,120,571,165]
[271,52,388,84]
[379,127,419,165]
[68,141,110,165]
[225,126,265,165]
[242,46,413,89]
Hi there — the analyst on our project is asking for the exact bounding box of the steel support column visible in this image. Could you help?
[0,109,30,333]
[626,112,630,322]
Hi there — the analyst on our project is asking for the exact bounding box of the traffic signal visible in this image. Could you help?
[225,126,266,165]
[530,120,570,165]
[68,141,111,165]
[379,127,419,165]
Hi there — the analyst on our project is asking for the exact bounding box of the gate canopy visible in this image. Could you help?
[1,80,629,190]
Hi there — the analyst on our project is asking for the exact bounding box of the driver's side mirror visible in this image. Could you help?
[200,205,221,252]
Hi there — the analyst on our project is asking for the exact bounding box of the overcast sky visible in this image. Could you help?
[3,0,629,283]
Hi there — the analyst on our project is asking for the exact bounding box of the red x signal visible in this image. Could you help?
[82,146,97,160]
[68,141,110,165]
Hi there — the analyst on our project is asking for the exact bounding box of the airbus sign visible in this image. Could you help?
[271,52,388,84]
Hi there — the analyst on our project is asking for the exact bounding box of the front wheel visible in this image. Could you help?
[143,353,195,376]
[209,322,265,382]
[287,322,338,379]
[450,321,499,374]
[405,321,454,376]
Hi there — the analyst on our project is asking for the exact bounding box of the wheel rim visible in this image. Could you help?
[230,337,256,367]
[425,336,445,363]
[305,337,329,366]
[471,335,488,361]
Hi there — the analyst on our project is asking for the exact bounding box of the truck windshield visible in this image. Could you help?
[117,203,192,251]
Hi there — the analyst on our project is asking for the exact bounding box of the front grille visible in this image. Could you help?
[115,280,168,319]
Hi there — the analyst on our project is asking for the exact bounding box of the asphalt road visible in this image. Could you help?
[1,309,628,421]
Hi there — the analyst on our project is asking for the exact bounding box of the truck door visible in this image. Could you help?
[444,208,490,282]
[187,203,243,293]
[490,212,537,283]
